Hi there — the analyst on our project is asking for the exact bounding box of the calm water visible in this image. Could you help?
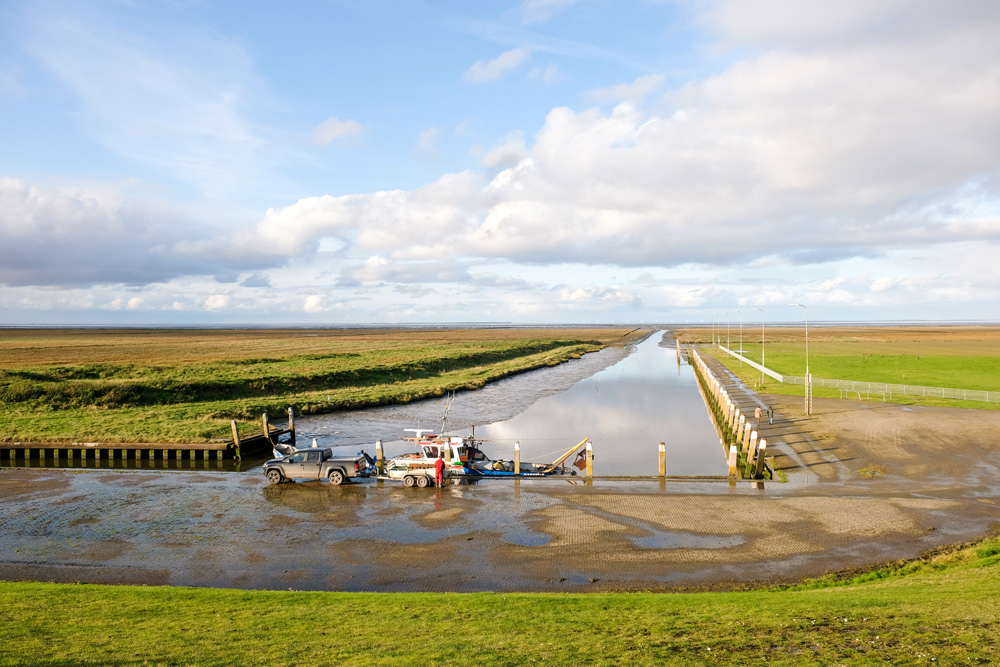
[470,332,726,476]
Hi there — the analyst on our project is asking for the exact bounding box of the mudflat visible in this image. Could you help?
[3,349,999,592]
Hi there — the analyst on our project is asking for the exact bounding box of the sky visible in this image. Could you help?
[2,0,1000,325]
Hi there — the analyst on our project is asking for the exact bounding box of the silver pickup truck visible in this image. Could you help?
[263,447,372,485]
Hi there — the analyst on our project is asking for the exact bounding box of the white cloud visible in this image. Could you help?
[560,286,638,305]
[416,127,442,160]
[312,116,363,145]
[464,47,532,83]
[22,4,288,199]
[480,131,528,169]
[0,177,211,287]
[586,73,664,104]
[204,294,230,310]
[303,295,342,313]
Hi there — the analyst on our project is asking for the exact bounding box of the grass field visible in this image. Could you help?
[676,326,1000,409]
[2,533,998,666]
[0,328,636,443]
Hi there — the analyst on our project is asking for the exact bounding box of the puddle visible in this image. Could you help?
[502,529,551,547]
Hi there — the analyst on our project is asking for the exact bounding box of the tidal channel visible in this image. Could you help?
[305,331,727,477]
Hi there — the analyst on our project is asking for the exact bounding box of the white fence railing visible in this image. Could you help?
[718,346,784,382]
[715,346,998,403]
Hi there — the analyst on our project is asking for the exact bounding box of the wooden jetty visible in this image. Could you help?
[0,408,296,466]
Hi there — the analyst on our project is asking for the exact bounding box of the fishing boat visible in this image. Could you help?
[383,429,588,479]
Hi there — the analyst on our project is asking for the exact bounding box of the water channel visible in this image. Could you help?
[304,331,727,477]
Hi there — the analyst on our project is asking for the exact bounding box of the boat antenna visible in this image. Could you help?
[440,392,455,433]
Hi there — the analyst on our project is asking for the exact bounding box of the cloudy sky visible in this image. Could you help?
[2,0,999,325]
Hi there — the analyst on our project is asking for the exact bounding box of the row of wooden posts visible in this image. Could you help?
[689,348,770,480]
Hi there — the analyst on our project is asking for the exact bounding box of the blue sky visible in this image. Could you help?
[2,0,1000,325]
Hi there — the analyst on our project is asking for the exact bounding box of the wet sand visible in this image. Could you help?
[2,350,1000,592]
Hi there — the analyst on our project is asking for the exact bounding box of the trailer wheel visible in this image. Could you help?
[403,475,416,487]
[265,469,283,485]
[328,470,345,486]
[416,475,430,488]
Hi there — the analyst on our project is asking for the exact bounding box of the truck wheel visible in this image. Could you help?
[265,469,283,485]
[416,475,430,488]
[328,470,345,486]
[403,475,416,487]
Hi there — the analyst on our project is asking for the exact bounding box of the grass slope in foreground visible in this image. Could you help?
[0,328,634,443]
[2,534,999,666]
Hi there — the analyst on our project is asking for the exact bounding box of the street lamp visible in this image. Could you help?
[737,310,743,365]
[753,307,764,385]
[793,303,810,414]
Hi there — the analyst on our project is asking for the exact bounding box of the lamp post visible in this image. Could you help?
[726,313,731,350]
[737,310,743,365]
[753,307,764,386]
[793,303,810,415]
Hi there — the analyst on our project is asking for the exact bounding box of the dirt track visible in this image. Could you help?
[2,353,1000,592]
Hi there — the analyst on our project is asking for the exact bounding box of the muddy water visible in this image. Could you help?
[301,331,726,477]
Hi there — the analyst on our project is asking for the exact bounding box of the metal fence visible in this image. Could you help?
[781,376,999,403]
[716,345,998,403]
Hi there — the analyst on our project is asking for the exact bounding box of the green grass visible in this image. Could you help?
[677,326,1000,410]
[3,534,999,666]
[0,328,637,443]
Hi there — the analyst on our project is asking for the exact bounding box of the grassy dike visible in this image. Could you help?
[3,534,999,666]
[0,328,634,443]
[676,326,1000,410]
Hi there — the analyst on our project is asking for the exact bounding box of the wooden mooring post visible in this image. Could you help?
[231,420,242,461]
[658,442,666,477]
[585,442,593,478]
[514,442,521,477]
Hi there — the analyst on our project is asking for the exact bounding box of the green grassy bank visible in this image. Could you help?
[0,328,635,443]
[678,326,1000,410]
[3,534,999,666]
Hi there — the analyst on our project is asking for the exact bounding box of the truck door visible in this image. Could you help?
[304,450,322,480]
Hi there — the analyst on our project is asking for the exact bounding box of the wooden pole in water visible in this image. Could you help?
[747,430,759,461]
[728,444,738,477]
[514,442,520,477]
[231,420,241,461]
[658,442,666,477]
[754,441,768,479]
[375,440,384,474]
[585,442,593,478]
[287,407,296,445]
[261,413,271,442]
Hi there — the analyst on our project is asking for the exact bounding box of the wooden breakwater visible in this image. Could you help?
[687,348,771,480]
[1,408,295,468]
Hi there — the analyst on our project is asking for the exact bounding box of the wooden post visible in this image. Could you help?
[375,440,384,474]
[585,442,593,478]
[287,407,296,445]
[231,420,242,461]
[658,442,666,477]
[742,423,752,451]
[727,444,738,477]
[754,441,768,479]
[747,430,759,460]
[216,450,223,461]
[737,415,746,447]
[514,442,521,477]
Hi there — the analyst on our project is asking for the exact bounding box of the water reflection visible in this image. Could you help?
[473,333,727,477]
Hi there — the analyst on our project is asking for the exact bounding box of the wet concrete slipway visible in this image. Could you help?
[3,332,1000,592]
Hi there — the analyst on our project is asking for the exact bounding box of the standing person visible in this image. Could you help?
[434,454,446,488]
[754,406,762,427]
[767,405,773,425]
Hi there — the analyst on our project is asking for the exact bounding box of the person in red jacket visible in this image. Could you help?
[434,454,446,488]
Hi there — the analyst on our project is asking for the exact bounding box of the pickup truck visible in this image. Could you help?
[263,447,373,485]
